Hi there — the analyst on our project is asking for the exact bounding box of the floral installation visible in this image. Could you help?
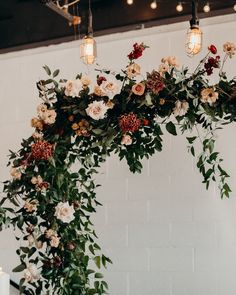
[0,41,236,294]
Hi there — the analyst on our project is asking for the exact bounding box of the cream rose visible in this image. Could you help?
[42,109,57,125]
[126,63,141,78]
[31,175,43,185]
[173,100,189,117]
[54,201,75,223]
[132,83,145,96]
[64,79,83,97]
[121,134,133,146]
[45,229,56,239]
[100,80,120,99]
[86,100,108,120]
[161,56,180,67]
[50,236,60,248]
[201,88,219,105]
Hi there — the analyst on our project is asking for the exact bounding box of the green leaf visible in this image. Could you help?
[43,65,51,76]
[95,272,104,279]
[13,263,26,272]
[53,69,60,78]
[166,121,177,136]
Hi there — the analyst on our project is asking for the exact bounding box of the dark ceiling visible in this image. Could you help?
[0,0,235,53]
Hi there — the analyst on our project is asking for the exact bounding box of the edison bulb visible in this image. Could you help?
[203,2,210,13]
[186,27,203,57]
[127,0,133,5]
[234,4,236,11]
[150,0,157,9]
[80,36,97,65]
[176,3,183,12]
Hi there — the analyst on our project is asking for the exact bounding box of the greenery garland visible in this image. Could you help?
[0,41,236,295]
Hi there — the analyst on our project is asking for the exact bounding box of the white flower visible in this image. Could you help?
[50,236,60,248]
[126,63,141,78]
[161,56,180,67]
[223,42,236,58]
[42,109,57,125]
[27,235,34,247]
[32,131,43,140]
[158,63,169,76]
[86,100,108,120]
[64,79,83,97]
[173,100,189,117]
[121,134,133,146]
[100,79,120,99]
[37,104,48,119]
[81,76,91,87]
[24,263,40,282]
[201,88,219,105]
[54,201,75,223]
[45,229,56,239]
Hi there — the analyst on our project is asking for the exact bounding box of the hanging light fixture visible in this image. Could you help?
[80,0,97,65]
[185,0,202,57]
[150,0,157,9]
[203,2,210,13]
[127,0,134,5]
[176,1,183,12]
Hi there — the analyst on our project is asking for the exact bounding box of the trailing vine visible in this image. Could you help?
[0,41,236,294]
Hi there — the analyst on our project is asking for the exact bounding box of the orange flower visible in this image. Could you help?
[132,83,145,96]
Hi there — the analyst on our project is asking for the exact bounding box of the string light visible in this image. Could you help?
[176,2,183,12]
[150,0,157,9]
[203,2,210,13]
[234,3,236,11]
[127,0,133,5]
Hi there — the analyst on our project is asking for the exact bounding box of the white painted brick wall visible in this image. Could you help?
[0,14,236,295]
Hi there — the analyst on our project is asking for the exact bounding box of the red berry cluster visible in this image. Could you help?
[119,113,141,133]
[31,141,53,160]
[204,56,220,75]
[128,43,146,60]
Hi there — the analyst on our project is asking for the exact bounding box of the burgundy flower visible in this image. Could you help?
[97,76,107,86]
[204,56,220,76]
[31,141,53,160]
[128,43,147,60]
[119,113,141,133]
[53,256,62,267]
[146,71,165,94]
[208,44,217,54]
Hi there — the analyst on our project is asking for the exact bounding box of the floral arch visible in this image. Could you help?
[0,42,236,294]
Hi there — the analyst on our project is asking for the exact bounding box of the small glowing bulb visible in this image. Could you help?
[176,2,183,12]
[203,2,210,13]
[150,0,157,9]
[234,4,236,11]
[127,0,133,5]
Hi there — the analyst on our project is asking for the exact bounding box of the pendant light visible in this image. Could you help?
[185,0,202,57]
[80,0,97,65]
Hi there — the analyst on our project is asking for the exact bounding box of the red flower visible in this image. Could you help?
[204,56,220,75]
[31,141,53,160]
[143,119,149,126]
[119,113,141,133]
[208,44,217,54]
[128,43,147,60]
[97,76,107,86]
